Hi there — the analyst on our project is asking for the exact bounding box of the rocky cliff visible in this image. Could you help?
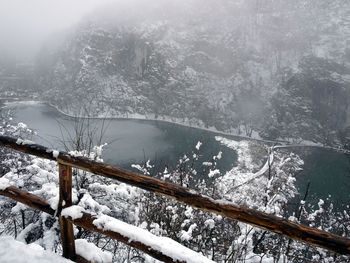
[32,0,350,145]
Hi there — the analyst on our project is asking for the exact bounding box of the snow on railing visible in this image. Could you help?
[0,134,349,262]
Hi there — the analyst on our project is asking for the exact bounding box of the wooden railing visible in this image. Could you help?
[0,134,349,262]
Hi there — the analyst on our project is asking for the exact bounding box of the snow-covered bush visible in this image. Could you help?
[0,112,349,262]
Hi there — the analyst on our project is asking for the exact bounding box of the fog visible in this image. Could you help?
[0,0,348,147]
[0,0,115,60]
[0,1,350,260]
[0,0,237,61]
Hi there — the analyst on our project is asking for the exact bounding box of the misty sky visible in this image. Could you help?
[0,0,115,60]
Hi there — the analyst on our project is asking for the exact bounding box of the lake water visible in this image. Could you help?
[291,147,350,211]
[3,102,350,211]
[4,102,237,176]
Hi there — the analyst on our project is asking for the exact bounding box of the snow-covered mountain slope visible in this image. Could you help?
[33,0,350,145]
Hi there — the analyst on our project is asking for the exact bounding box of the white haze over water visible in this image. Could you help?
[0,0,115,60]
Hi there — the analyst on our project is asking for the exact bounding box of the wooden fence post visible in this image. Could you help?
[58,163,76,261]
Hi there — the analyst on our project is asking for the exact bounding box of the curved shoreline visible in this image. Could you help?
[3,100,350,154]
[3,100,278,143]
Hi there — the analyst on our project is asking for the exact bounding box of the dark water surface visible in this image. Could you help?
[292,147,350,211]
[5,103,237,175]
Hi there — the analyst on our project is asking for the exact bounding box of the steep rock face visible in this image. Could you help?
[34,0,350,145]
[36,1,270,130]
[264,57,350,144]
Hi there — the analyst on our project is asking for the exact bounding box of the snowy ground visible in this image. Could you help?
[215,136,301,210]
[214,136,303,262]
[0,236,72,263]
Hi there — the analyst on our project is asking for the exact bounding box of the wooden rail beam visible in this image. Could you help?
[0,135,350,255]
[0,186,55,215]
[0,186,186,263]
[71,213,186,263]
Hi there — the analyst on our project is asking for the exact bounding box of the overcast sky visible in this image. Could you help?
[0,0,114,60]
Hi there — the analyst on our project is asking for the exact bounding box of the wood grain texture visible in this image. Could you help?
[0,186,55,215]
[58,163,76,261]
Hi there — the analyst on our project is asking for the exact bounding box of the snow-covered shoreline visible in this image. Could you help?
[0,100,301,143]
[2,100,274,141]
[3,100,349,154]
